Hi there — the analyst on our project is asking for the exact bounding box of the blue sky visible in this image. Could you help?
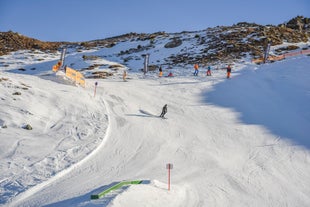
[0,0,309,42]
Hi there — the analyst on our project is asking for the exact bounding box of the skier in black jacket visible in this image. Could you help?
[160,104,167,118]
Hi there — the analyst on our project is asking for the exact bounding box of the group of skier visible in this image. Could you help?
[192,63,232,78]
[158,64,232,79]
[159,66,174,77]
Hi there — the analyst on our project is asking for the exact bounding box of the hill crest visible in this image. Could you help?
[1,16,309,65]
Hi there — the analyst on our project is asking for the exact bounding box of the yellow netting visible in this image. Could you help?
[65,67,85,87]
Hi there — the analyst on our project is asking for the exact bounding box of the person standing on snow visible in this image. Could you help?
[167,72,173,77]
[160,104,167,118]
[123,70,127,81]
[206,65,212,76]
[193,63,199,76]
[226,64,232,79]
[159,66,163,77]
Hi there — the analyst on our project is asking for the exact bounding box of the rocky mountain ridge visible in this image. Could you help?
[1,16,309,65]
[0,31,66,56]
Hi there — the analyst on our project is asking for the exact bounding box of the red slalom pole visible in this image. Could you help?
[168,167,171,191]
[166,163,173,191]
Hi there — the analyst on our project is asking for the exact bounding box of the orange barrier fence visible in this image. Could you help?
[284,51,301,57]
[65,67,86,87]
[252,58,264,64]
[52,61,86,87]
[269,55,285,61]
[302,50,310,55]
[252,49,310,64]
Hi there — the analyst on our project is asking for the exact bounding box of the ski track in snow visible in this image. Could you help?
[0,72,109,205]
[1,49,310,206]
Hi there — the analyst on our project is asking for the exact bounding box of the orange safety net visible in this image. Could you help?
[65,67,85,87]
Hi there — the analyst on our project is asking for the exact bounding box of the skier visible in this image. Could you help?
[206,65,212,76]
[160,104,167,118]
[226,64,232,79]
[159,66,163,77]
[193,63,199,76]
[123,70,127,81]
[167,72,173,77]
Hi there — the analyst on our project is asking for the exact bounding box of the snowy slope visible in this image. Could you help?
[0,70,108,205]
[0,49,309,206]
[0,30,310,207]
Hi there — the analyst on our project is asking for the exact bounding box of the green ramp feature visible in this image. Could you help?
[91,180,143,199]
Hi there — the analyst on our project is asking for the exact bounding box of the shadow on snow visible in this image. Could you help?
[43,180,151,207]
[202,65,310,149]
[126,109,160,118]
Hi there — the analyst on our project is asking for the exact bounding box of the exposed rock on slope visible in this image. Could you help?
[0,16,309,65]
[0,31,64,56]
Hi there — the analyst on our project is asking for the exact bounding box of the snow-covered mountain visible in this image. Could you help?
[1,17,310,207]
[1,16,310,70]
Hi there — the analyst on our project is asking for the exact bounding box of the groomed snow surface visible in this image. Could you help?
[1,53,310,207]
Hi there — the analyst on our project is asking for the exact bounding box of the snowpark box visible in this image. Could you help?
[90,180,143,199]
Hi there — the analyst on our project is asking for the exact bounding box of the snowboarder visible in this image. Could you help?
[160,104,167,118]
[226,64,232,79]
[193,63,199,76]
[206,65,212,76]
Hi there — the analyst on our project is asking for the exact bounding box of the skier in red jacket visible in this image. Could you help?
[226,64,232,79]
